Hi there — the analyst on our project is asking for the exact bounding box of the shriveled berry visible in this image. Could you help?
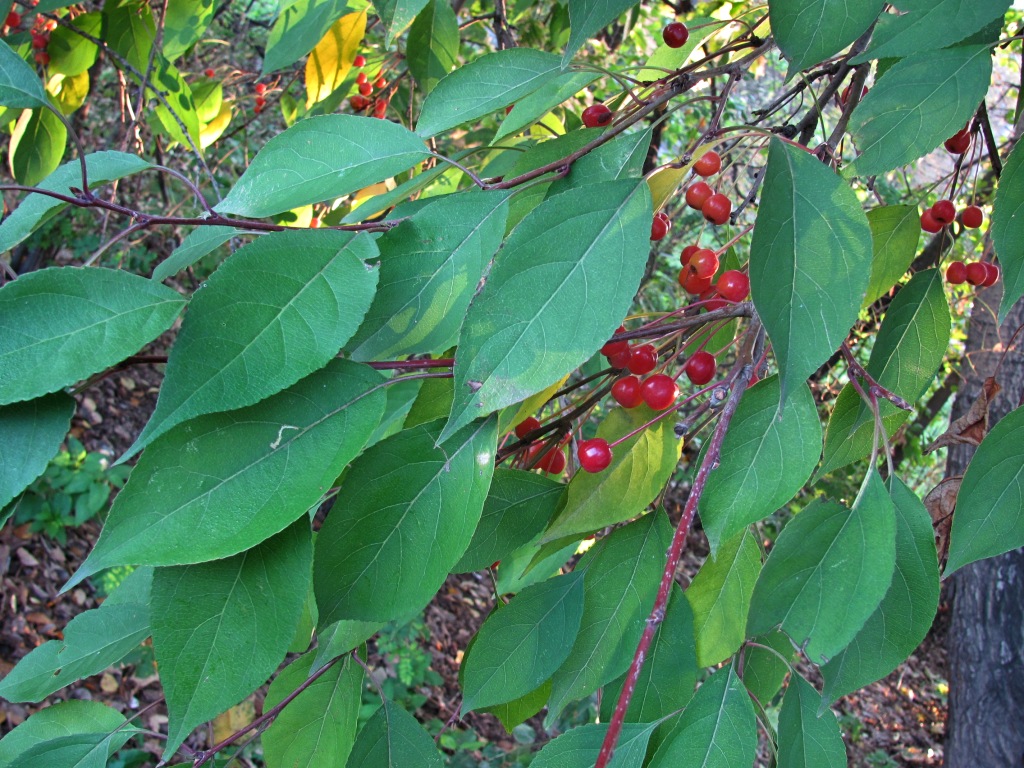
[349,95,371,110]
[684,351,717,385]
[920,208,943,233]
[541,447,566,474]
[689,248,719,279]
[578,438,613,473]
[662,22,689,48]
[641,374,679,410]
[965,261,988,286]
[651,212,671,241]
[945,261,967,285]
[839,84,868,106]
[716,270,750,302]
[685,181,713,211]
[962,205,984,229]
[931,199,956,225]
[612,376,644,408]
[694,150,722,177]
[515,416,541,439]
[627,344,658,375]
[702,193,731,225]
[582,103,613,128]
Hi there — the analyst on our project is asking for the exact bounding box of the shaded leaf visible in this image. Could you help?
[163,0,214,60]
[263,0,350,74]
[0,393,74,510]
[777,675,846,768]
[0,38,49,108]
[742,631,796,706]
[0,701,127,766]
[770,0,884,73]
[9,107,67,187]
[48,10,100,76]
[563,0,639,66]
[151,226,245,282]
[374,0,429,46]
[407,0,459,95]
[530,722,657,768]
[345,699,443,767]
[313,620,383,672]
[864,204,921,306]
[991,139,1024,318]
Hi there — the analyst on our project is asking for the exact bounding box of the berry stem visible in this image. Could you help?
[594,325,759,768]
[839,343,912,411]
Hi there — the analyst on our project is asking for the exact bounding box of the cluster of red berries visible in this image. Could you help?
[29,15,54,67]
[348,55,389,118]
[254,82,267,114]
[921,199,984,233]
[945,260,999,288]
[514,418,569,474]
[678,244,749,299]
[684,150,731,225]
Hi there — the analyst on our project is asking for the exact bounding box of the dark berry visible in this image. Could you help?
[944,127,971,154]
[601,326,629,358]
[684,351,717,385]
[582,103,613,128]
[662,22,689,48]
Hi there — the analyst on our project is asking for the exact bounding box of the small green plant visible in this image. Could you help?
[866,749,900,767]
[2,438,130,544]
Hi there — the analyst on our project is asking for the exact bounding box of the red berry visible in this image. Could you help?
[578,438,613,473]
[535,446,565,474]
[684,351,717,385]
[839,85,868,106]
[641,374,679,410]
[5,10,21,27]
[681,269,713,295]
[945,127,971,154]
[920,208,943,233]
[607,346,633,369]
[359,81,373,96]
[983,262,1000,287]
[255,95,266,107]
[353,54,366,67]
[33,51,48,65]
[716,270,750,302]
[611,376,645,408]
[627,344,658,375]
[310,217,321,228]
[702,194,732,225]
[962,205,984,229]
[349,95,370,110]
[204,68,215,77]
[254,104,263,114]
[965,261,988,286]
[945,261,967,285]
[700,288,728,312]
[685,181,713,211]
[375,77,387,88]
[515,416,541,439]
[357,72,368,85]
[255,83,266,95]
[31,32,47,49]
[582,103,613,128]
[651,212,671,241]
[601,326,629,358]
[694,150,722,177]
[680,244,700,267]
[931,199,956,225]
[662,22,689,48]
[373,99,389,118]
[689,248,719,279]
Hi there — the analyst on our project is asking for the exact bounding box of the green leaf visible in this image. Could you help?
[563,0,639,66]
[364,375,422,448]
[992,139,1024,319]
[546,512,672,724]
[742,631,796,705]
[945,404,1024,574]
[750,138,873,405]
[345,700,443,767]
[406,0,458,95]
[262,652,363,768]
[777,675,846,768]
[530,722,657,768]
[0,151,151,254]
[313,620,383,672]
[215,115,429,218]
[541,404,680,546]
[347,191,510,360]
[9,107,67,187]
[151,226,245,282]
[0,268,185,406]
[0,393,74,510]
[0,701,127,767]
[648,667,757,768]
[546,127,653,196]
[314,417,496,625]
[854,0,1010,62]
[686,528,762,667]
[480,681,551,732]
[454,468,565,573]
[374,0,429,46]
[769,0,884,73]
[69,360,385,584]
[698,376,821,553]
[416,48,561,137]
[126,230,379,456]
[822,477,939,702]
[818,269,950,476]
[48,12,100,76]
[0,39,49,108]
[163,0,214,60]
[495,70,599,142]
[747,472,897,662]
[864,205,923,306]
[635,17,728,82]
[493,534,580,596]
[846,45,993,177]
[263,0,350,74]
[502,132,595,231]
[600,585,697,724]
[152,518,312,757]
[0,568,151,702]
[442,180,652,442]
[461,571,584,713]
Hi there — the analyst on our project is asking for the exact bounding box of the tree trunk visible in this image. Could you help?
[945,285,1024,768]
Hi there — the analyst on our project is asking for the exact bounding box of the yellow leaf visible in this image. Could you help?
[47,72,89,115]
[212,699,255,743]
[499,375,570,435]
[199,102,232,149]
[305,10,366,108]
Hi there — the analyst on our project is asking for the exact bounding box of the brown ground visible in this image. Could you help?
[0,369,949,766]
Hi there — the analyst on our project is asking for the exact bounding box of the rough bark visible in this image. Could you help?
[945,285,1024,768]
